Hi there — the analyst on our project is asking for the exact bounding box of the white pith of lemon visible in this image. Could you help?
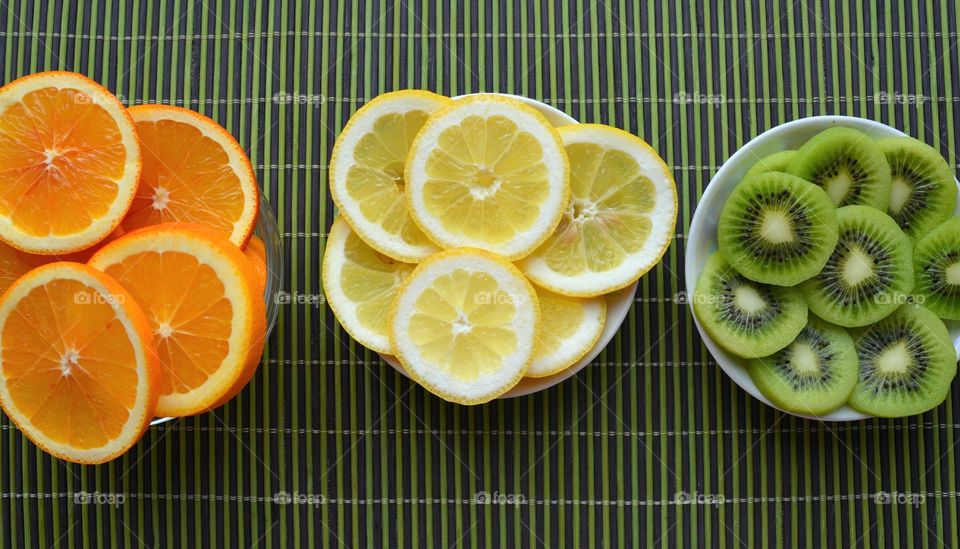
[528,287,606,378]
[519,124,678,296]
[404,94,570,260]
[329,90,451,262]
[388,248,539,404]
[322,216,415,353]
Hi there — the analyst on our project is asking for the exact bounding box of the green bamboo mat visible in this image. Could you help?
[2,0,960,546]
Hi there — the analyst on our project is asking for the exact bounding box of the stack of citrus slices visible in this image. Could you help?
[323,92,678,404]
[0,71,268,463]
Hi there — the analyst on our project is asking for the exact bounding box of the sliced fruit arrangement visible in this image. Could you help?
[693,252,807,359]
[786,127,891,209]
[0,263,159,464]
[0,71,141,254]
[122,105,260,247]
[717,171,838,286]
[850,304,957,417]
[389,249,539,404]
[879,137,957,241]
[747,315,858,416]
[322,216,414,353]
[914,217,960,320]
[529,288,606,378]
[88,224,266,417]
[0,71,270,462]
[696,126,960,418]
[324,92,678,403]
[801,205,914,328]
[520,124,678,296]
[329,90,449,262]
[405,95,571,260]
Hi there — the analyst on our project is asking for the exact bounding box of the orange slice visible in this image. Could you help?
[0,226,126,296]
[0,240,45,295]
[242,235,268,296]
[0,262,159,464]
[49,225,126,264]
[87,223,265,416]
[122,105,259,247]
[0,71,141,254]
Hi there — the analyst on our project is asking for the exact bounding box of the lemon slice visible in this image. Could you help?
[388,249,539,404]
[322,216,415,353]
[528,288,606,378]
[404,95,570,260]
[329,90,451,262]
[520,124,678,296]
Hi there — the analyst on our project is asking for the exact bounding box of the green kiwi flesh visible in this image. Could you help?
[801,205,914,327]
[914,217,960,320]
[693,252,808,359]
[850,304,957,417]
[717,172,839,286]
[787,127,892,209]
[748,316,858,415]
[879,137,957,242]
[744,150,797,179]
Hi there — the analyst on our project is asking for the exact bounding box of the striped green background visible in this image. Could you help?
[1,0,960,546]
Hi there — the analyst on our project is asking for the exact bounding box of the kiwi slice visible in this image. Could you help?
[850,304,958,417]
[801,205,914,327]
[693,252,808,359]
[787,127,891,208]
[914,217,960,319]
[879,137,957,241]
[747,316,858,416]
[717,171,839,286]
[744,150,797,179]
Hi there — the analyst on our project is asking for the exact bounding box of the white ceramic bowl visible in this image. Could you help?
[686,115,960,421]
[380,93,638,398]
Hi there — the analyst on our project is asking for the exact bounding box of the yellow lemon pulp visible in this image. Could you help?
[330,90,450,261]
[345,110,435,250]
[322,217,414,353]
[543,142,654,274]
[388,248,538,404]
[342,226,415,336]
[408,268,518,381]
[422,114,551,244]
[529,289,606,377]
[405,95,570,260]
[521,124,677,297]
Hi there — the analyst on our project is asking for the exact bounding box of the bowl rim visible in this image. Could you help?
[379,92,639,399]
[686,114,960,422]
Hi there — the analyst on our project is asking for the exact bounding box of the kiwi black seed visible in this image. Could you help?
[744,150,797,179]
[801,205,914,327]
[787,127,892,209]
[693,252,808,359]
[850,304,957,417]
[878,137,957,242]
[914,217,960,320]
[747,315,858,416]
[717,171,838,286]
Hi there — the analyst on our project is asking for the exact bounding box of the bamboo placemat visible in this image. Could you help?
[2,0,960,546]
